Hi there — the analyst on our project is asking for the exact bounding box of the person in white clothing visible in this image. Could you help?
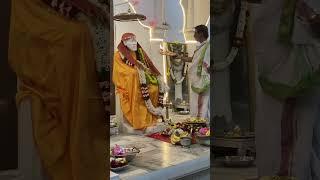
[250,0,320,179]
[161,25,210,121]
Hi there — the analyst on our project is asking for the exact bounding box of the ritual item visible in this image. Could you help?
[186,117,208,124]
[110,145,140,162]
[180,137,192,147]
[110,157,128,171]
[113,6,146,21]
[123,147,140,162]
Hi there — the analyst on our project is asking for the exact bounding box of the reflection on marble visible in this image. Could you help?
[110,135,210,180]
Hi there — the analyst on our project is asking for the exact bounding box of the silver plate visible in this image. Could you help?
[111,165,129,172]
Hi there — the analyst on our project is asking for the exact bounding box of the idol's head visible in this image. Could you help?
[122,33,138,51]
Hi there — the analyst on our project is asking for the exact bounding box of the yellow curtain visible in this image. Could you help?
[9,0,107,179]
[113,51,158,130]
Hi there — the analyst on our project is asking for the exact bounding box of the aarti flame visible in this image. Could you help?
[160,44,163,50]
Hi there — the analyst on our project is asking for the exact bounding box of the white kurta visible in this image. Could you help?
[250,0,320,179]
[189,39,210,119]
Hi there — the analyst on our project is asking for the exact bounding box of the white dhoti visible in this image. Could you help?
[189,88,210,119]
[189,39,210,120]
[250,0,320,178]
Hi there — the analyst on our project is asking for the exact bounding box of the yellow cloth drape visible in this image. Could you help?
[113,51,159,130]
[9,0,107,179]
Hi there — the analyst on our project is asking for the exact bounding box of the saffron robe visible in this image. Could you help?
[9,0,107,179]
[113,51,159,130]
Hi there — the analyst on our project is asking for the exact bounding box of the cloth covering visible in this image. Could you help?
[8,0,107,179]
[113,51,159,130]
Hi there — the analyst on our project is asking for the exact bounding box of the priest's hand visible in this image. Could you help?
[159,49,177,57]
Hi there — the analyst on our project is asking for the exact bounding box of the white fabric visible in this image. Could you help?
[171,59,185,101]
[250,0,320,179]
[189,88,210,119]
[174,71,183,101]
[188,39,210,119]
[189,39,210,79]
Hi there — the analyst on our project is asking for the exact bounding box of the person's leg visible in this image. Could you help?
[312,100,320,180]
[292,89,320,179]
[189,90,199,117]
[255,83,282,177]
[199,91,210,120]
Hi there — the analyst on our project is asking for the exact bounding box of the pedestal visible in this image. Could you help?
[213,137,255,156]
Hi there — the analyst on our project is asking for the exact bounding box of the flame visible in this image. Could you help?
[160,44,163,50]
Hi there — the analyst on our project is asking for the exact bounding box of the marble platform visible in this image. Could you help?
[110,135,210,180]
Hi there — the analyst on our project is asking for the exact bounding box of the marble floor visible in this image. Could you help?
[110,113,258,180]
[110,135,210,180]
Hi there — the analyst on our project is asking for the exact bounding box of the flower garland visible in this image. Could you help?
[213,0,248,71]
[169,65,187,84]
[137,67,166,117]
[167,43,188,85]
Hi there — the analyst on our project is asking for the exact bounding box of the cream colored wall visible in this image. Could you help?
[181,0,210,41]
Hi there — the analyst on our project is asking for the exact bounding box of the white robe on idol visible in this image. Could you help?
[250,0,320,179]
[189,39,210,120]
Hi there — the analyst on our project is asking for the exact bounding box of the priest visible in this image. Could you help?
[160,25,210,121]
[250,0,320,179]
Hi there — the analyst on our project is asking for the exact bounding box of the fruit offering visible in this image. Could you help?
[170,129,190,145]
[110,157,128,168]
[161,127,174,136]
[187,117,207,123]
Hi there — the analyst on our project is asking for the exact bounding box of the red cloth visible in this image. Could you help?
[147,133,171,143]
[146,133,197,144]
[121,33,136,41]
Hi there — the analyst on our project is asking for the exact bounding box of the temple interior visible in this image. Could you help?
[0,0,259,179]
[110,0,256,179]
